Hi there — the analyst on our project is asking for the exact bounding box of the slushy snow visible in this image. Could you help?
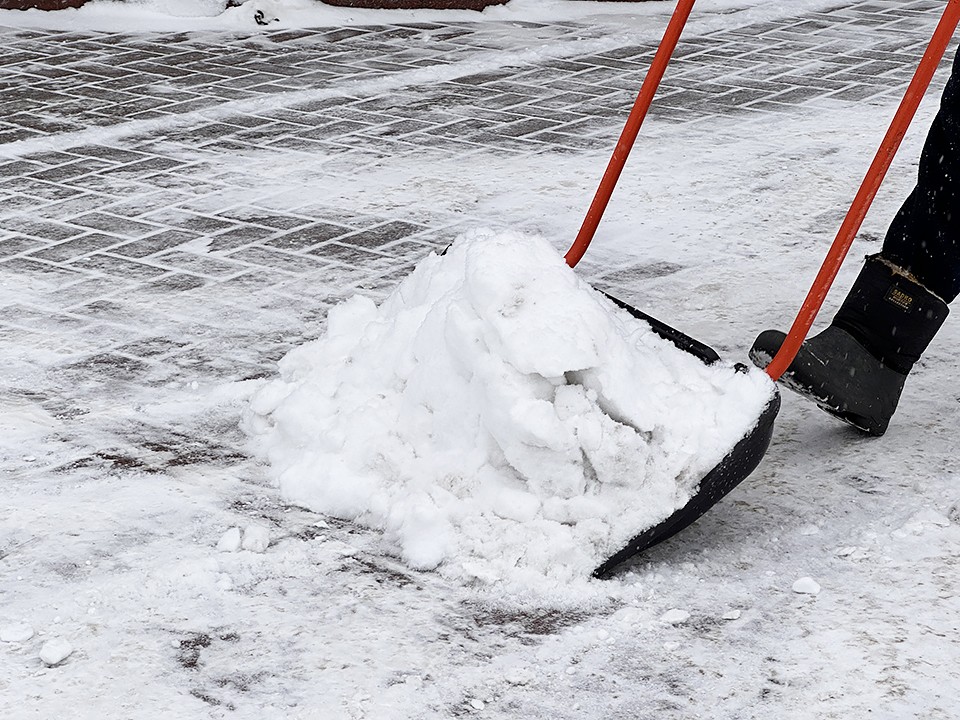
[245,230,775,585]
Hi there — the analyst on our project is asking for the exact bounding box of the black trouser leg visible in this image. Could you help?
[881,45,960,302]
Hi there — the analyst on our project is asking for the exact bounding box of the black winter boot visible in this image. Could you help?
[750,255,949,436]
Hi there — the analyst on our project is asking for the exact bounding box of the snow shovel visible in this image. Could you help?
[578,0,960,578]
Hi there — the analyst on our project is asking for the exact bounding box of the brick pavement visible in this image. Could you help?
[0,0,955,471]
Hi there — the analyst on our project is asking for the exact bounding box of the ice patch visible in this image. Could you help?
[891,509,952,538]
[1,622,34,643]
[245,230,775,587]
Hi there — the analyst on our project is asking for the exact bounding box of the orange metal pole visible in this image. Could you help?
[764,0,960,381]
[565,0,697,268]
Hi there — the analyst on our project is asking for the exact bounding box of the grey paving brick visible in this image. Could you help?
[338,221,428,249]
[44,277,124,308]
[69,253,169,280]
[0,160,44,177]
[59,352,150,382]
[307,241,392,265]
[138,273,210,294]
[138,209,238,235]
[70,213,162,237]
[28,233,124,262]
[111,230,202,259]
[265,222,353,250]
[0,304,88,332]
[0,256,83,287]
[152,250,246,277]
[116,336,189,358]
[0,218,86,243]
[0,236,43,258]
[227,245,327,274]
[206,225,277,252]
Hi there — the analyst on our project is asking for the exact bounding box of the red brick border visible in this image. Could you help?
[0,0,87,8]
[320,0,508,9]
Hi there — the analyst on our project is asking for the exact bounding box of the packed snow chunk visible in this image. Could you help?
[216,527,242,553]
[660,609,691,625]
[241,525,271,553]
[39,638,73,667]
[792,577,821,595]
[245,230,775,585]
[0,622,34,643]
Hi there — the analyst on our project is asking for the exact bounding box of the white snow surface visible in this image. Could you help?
[246,231,773,584]
[2,2,960,719]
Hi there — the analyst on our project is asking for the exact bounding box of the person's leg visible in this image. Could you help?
[750,48,958,435]
[881,45,960,303]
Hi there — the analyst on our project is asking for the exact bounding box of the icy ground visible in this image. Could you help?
[2,0,960,718]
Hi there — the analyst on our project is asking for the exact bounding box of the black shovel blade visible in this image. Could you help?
[593,294,781,578]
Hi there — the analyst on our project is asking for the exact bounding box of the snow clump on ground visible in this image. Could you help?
[244,229,775,588]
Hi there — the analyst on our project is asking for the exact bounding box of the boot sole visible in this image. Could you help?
[748,346,885,436]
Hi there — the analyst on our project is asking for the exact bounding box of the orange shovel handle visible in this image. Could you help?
[764,0,960,381]
[565,0,697,268]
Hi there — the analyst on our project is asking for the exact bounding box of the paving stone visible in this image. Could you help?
[69,253,169,280]
[264,222,353,250]
[227,245,327,274]
[0,304,88,333]
[338,221,428,249]
[215,210,313,231]
[70,212,162,237]
[28,233,124,262]
[138,209,238,235]
[116,336,190,359]
[44,277,124,308]
[0,236,44,258]
[0,160,44,177]
[307,241,392,265]
[111,230,202,259]
[0,256,84,288]
[206,225,278,252]
[138,273,211,294]
[151,250,246,277]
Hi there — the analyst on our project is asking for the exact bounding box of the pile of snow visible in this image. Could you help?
[244,230,774,586]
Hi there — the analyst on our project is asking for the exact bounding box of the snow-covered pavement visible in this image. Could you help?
[2,1,959,717]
